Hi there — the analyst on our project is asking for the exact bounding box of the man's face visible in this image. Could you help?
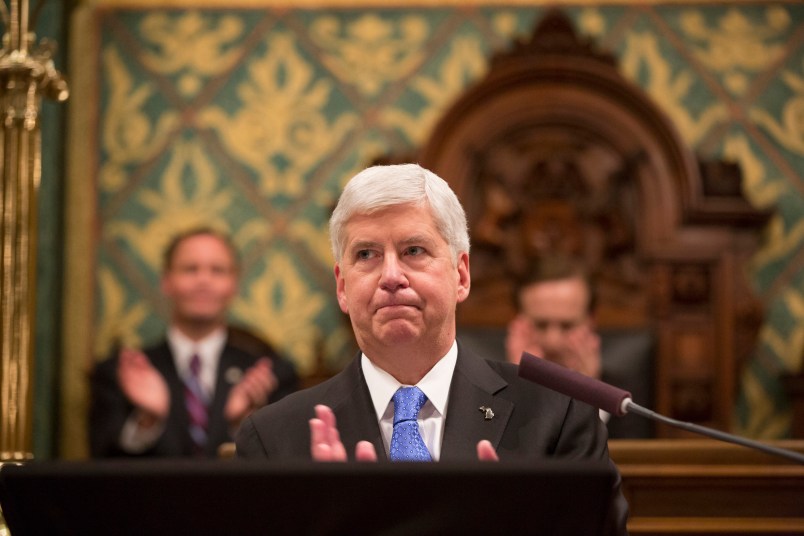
[519,276,592,359]
[334,203,470,355]
[161,234,238,325]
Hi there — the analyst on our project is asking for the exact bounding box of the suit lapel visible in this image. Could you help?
[211,347,244,420]
[327,355,388,461]
[150,342,183,388]
[205,345,240,451]
[440,345,513,461]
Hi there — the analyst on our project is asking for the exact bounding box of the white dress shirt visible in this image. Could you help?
[361,340,458,461]
[166,326,227,400]
[118,327,227,453]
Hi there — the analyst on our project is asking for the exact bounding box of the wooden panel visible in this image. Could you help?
[628,518,804,536]
[610,440,804,535]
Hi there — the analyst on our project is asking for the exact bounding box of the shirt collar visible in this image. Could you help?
[361,340,458,420]
[167,326,227,375]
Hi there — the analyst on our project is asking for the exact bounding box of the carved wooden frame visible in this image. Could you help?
[415,10,769,435]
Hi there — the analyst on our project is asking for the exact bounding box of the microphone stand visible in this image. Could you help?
[518,352,804,464]
[623,399,804,465]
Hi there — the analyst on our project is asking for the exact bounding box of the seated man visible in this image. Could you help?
[236,164,628,535]
[506,256,654,438]
[90,227,298,458]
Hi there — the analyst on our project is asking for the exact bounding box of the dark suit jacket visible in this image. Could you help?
[600,329,656,439]
[236,343,628,534]
[89,336,298,458]
[455,327,655,439]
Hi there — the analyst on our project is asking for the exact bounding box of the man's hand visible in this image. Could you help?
[477,439,499,461]
[224,358,277,426]
[507,314,601,379]
[553,324,601,379]
[309,404,498,462]
[505,315,544,364]
[310,405,377,461]
[117,348,170,424]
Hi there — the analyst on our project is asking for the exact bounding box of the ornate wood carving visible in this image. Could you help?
[407,9,769,435]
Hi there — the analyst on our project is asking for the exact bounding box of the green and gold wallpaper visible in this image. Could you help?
[62,1,804,457]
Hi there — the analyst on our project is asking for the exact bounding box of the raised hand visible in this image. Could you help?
[309,404,378,461]
[224,358,277,426]
[505,314,544,364]
[557,324,601,379]
[309,404,499,462]
[117,348,170,423]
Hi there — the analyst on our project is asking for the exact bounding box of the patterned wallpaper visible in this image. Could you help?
[64,1,804,456]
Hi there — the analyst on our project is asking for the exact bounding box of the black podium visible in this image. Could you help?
[1,459,615,535]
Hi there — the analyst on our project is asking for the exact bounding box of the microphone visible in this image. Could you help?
[518,352,804,465]
[518,350,633,416]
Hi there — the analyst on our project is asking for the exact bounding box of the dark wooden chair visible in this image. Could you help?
[396,9,769,436]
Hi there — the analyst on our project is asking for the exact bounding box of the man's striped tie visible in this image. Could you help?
[184,353,209,455]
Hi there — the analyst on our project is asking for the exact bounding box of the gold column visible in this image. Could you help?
[0,0,68,462]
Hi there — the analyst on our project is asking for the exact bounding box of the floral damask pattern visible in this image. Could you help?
[751,68,804,157]
[309,13,429,97]
[680,7,791,96]
[139,11,246,96]
[100,45,179,194]
[198,32,358,198]
[106,139,235,270]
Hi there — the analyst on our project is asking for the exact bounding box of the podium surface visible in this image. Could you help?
[1,459,616,535]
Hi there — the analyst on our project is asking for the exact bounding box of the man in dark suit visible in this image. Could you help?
[90,228,298,458]
[505,256,655,439]
[236,164,628,534]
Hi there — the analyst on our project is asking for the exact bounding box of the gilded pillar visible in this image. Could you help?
[0,0,68,462]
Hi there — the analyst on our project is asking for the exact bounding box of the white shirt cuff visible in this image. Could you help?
[118,410,166,454]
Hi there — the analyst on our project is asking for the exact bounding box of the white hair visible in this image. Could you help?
[329,163,470,263]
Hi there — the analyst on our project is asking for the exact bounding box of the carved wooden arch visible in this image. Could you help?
[414,10,768,434]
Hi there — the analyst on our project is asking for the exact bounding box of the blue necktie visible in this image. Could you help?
[390,386,432,462]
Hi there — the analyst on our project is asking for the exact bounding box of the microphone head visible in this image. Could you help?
[518,352,632,417]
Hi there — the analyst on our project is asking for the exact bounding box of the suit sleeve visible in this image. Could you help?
[235,415,270,459]
[556,398,629,536]
[268,355,299,403]
[88,357,131,457]
[89,354,169,458]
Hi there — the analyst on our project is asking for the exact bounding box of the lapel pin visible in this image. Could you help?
[225,366,243,384]
[478,406,494,420]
